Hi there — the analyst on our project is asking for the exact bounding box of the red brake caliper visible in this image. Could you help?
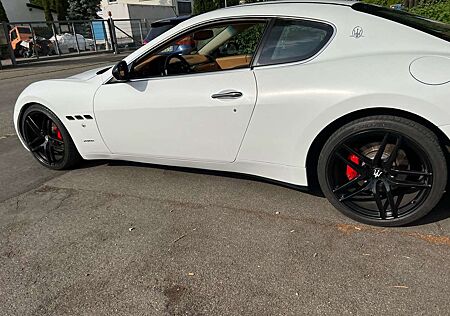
[346,154,360,180]
[51,124,63,140]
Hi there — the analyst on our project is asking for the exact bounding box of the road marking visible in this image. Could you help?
[0,133,16,140]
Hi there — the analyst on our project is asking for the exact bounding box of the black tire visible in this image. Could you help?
[317,115,447,226]
[20,104,82,170]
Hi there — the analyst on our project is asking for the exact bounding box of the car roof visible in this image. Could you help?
[178,1,357,28]
[234,0,358,8]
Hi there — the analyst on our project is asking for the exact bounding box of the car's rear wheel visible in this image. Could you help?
[318,115,447,226]
[21,104,81,170]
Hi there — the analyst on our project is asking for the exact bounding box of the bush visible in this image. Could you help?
[409,1,450,23]
[363,0,450,24]
[233,24,265,54]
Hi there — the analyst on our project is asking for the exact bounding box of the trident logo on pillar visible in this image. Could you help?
[351,26,364,39]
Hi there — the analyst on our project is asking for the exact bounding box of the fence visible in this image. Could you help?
[0,18,151,68]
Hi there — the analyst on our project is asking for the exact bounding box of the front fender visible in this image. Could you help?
[14,79,110,158]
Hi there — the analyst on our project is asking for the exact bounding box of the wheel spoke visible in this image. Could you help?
[333,176,362,193]
[46,117,51,135]
[372,182,386,219]
[390,169,432,177]
[26,117,42,136]
[395,193,405,211]
[28,135,44,147]
[388,178,431,189]
[373,133,390,166]
[45,142,55,163]
[384,136,402,168]
[30,141,44,152]
[384,181,398,218]
[339,182,371,202]
[342,144,372,165]
[335,152,365,174]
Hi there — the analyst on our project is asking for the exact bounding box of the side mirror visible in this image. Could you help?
[112,60,130,81]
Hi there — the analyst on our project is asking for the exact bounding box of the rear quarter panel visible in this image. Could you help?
[238,6,450,172]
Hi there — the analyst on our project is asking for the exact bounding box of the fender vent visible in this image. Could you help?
[66,115,94,121]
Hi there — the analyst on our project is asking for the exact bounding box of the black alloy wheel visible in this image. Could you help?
[21,104,81,170]
[318,116,447,226]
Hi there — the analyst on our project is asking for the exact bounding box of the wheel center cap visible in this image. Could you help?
[373,168,383,178]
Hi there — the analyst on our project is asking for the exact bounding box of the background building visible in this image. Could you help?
[100,0,193,21]
[0,0,57,22]
[99,0,193,48]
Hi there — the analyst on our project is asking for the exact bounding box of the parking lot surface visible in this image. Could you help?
[1,57,449,315]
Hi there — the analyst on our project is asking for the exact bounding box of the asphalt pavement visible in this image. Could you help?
[0,55,449,316]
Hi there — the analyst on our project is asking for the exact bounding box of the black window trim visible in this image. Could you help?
[108,16,272,83]
[352,3,450,42]
[251,17,336,69]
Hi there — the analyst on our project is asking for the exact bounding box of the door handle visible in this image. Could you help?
[211,91,243,99]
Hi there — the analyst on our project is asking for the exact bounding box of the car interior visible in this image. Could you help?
[130,21,266,79]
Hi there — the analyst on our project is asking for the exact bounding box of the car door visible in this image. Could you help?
[94,19,267,163]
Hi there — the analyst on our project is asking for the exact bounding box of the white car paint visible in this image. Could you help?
[94,69,257,162]
[14,0,450,187]
[409,56,450,85]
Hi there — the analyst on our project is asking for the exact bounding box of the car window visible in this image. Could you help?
[215,23,266,57]
[144,24,174,43]
[18,27,31,34]
[131,20,267,79]
[10,30,17,41]
[257,19,334,66]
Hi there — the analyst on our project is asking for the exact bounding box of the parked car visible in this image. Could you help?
[143,16,194,53]
[14,1,450,226]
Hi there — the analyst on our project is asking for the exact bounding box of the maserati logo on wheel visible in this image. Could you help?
[351,26,364,39]
[373,169,383,178]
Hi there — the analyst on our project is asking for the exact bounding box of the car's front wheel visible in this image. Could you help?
[318,115,447,226]
[20,104,81,170]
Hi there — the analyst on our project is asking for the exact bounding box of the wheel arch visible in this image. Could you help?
[305,107,450,192]
[15,102,80,155]
[15,102,44,147]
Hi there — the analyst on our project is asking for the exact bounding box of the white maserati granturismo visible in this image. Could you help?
[14,1,450,226]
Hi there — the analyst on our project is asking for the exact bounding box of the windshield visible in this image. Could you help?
[352,3,450,42]
[144,24,174,43]
[17,27,31,34]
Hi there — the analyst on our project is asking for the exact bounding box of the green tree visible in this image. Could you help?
[0,0,9,23]
[193,0,219,14]
[43,0,54,22]
[32,0,68,21]
[193,0,240,14]
[55,0,69,21]
[68,0,101,20]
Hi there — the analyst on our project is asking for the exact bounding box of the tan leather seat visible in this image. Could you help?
[216,55,253,70]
